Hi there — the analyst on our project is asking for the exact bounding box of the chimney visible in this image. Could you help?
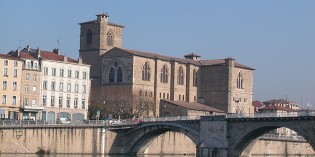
[36,48,41,58]
[26,45,31,52]
[96,13,109,22]
[78,57,82,64]
[63,56,67,62]
[53,48,61,55]
[15,49,20,57]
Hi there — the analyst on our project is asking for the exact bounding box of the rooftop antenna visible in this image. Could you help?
[18,40,23,50]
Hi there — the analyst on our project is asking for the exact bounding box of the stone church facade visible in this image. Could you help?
[79,14,255,117]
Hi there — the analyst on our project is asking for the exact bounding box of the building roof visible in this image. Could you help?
[0,53,22,61]
[106,47,255,70]
[20,47,80,64]
[184,53,201,57]
[161,99,225,113]
[79,20,125,28]
[259,105,297,112]
[262,99,297,104]
[252,101,264,108]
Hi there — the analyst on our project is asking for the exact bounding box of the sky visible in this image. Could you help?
[0,1,315,108]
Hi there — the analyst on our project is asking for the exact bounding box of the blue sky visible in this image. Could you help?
[1,1,315,107]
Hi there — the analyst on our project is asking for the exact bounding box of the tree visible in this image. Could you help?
[88,87,155,120]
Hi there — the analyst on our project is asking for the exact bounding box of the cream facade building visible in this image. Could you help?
[9,49,43,120]
[18,47,91,122]
[0,54,22,120]
[80,14,255,117]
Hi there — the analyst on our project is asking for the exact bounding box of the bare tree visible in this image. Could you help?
[131,96,154,118]
[88,87,155,120]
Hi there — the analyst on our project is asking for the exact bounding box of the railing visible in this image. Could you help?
[226,111,315,119]
[0,116,201,127]
[260,134,306,142]
[1,111,314,127]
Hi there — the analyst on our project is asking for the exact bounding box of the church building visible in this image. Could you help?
[79,14,255,117]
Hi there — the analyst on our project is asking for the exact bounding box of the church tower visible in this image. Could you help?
[79,13,124,87]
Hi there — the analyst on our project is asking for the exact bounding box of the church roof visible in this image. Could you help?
[106,47,255,70]
[161,99,225,113]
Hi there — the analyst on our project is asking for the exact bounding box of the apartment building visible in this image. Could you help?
[0,54,22,120]
[18,46,91,122]
[9,50,43,120]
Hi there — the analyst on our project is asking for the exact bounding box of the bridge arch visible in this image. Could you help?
[228,117,315,157]
[123,122,200,154]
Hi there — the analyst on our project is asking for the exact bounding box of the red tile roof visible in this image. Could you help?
[40,51,78,63]
[252,101,264,108]
[0,54,22,61]
[20,48,78,63]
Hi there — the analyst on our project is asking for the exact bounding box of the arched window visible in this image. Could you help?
[87,29,92,45]
[107,31,113,46]
[142,62,150,81]
[237,72,244,89]
[117,67,123,82]
[193,69,197,87]
[160,64,168,83]
[177,66,184,85]
[109,67,115,82]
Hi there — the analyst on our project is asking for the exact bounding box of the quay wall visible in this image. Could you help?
[0,127,314,156]
[0,126,117,155]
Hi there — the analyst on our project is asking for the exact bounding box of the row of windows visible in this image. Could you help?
[23,98,37,106]
[1,95,17,105]
[24,85,37,93]
[2,81,18,91]
[42,95,86,109]
[3,60,18,67]
[141,62,198,86]
[42,81,87,93]
[43,67,88,79]
[23,60,39,70]
[25,73,37,81]
[3,68,18,77]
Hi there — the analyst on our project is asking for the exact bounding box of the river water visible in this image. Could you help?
[1,154,315,157]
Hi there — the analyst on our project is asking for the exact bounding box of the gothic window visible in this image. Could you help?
[237,72,244,89]
[87,29,92,45]
[160,64,168,83]
[108,62,124,83]
[107,31,114,46]
[193,69,197,87]
[109,67,115,82]
[117,67,123,82]
[142,62,150,81]
[177,66,184,85]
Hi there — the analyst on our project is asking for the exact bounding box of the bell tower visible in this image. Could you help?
[79,13,124,87]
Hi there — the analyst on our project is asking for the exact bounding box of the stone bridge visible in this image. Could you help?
[0,114,315,157]
[109,114,315,157]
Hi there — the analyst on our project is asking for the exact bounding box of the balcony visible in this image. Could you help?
[22,105,44,112]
